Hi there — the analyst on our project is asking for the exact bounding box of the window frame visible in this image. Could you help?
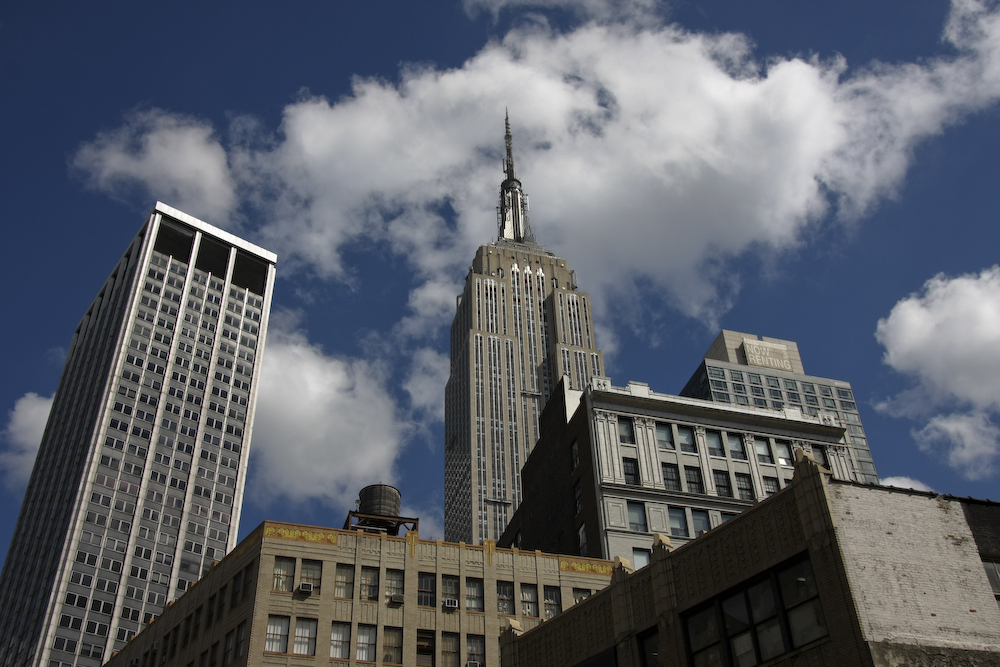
[293,618,318,656]
[497,580,515,615]
[662,462,681,491]
[705,430,725,457]
[543,586,562,619]
[618,417,636,444]
[754,438,774,464]
[677,426,697,453]
[520,583,539,617]
[713,470,732,498]
[623,457,641,485]
[385,568,404,601]
[466,577,485,612]
[683,554,828,666]
[382,626,403,665]
[669,507,688,538]
[329,622,350,659]
[684,466,704,494]
[264,615,289,653]
[627,501,648,532]
[466,634,486,665]
[356,624,377,662]
[359,566,379,602]
[272,557,294,593]
[334,563,354,599]
[655,423,674,450]
[300,559,322,594]
[417,572,436,607]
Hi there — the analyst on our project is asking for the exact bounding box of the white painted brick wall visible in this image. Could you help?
[830,485,1000,650]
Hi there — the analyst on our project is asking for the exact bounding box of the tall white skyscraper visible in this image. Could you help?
[0,203,276,667]
[444,117,604,544]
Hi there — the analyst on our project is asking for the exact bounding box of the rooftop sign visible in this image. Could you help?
[742,338,793,371]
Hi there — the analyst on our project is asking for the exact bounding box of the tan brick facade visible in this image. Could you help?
[105,523,614,667]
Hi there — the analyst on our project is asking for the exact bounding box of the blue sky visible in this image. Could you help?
[3,0,1000,570]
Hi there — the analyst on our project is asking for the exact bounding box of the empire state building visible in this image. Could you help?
[444,116,604,544]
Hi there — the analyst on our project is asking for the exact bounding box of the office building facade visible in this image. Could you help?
[0,203,276,667]
[500,375,865,565]
[102,518,614,667]
[500,455,1000,667]
[444,118,603,544]
[681,330,879,483]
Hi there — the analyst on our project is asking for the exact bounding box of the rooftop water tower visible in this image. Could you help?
[343,483,419,536]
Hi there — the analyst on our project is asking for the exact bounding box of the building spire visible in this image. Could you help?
[504,109,516,182]
[497,112,536,244]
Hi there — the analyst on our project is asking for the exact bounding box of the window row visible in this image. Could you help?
[267,617,486,666]
[660,464,770,500]
[270,558,568,619]
[618,419,800,467]
[710,367,853,398]
[626,501,738,539]
[620,452,798,494]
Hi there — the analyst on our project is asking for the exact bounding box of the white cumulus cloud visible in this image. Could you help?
[403,348,452,424]
[72,109,237,224]
[248,323,408,508]
[72,0,1000,337]
[876,266,1000,479]
[0,392,54,490]
[876,266,1000,411]
[913,412,999,481]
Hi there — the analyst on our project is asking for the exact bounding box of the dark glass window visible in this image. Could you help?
[663,463,681,491]
[735,473,754,500]
[685,467,704,494]
[683,555,828,667]
[623,458,641,486]
[417,573,435,607]
[714,470,732,498]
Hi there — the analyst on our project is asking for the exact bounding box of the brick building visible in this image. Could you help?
[499,454,1000,667]
[103,503,614,667]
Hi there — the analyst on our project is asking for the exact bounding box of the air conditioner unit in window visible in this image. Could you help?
[466,662,482,667]
[298,582,314,594]
[390,594,405,604]
[443,598,460,610]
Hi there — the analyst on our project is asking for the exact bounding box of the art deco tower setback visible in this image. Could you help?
[444,117,604,544]
[0,203,276,667]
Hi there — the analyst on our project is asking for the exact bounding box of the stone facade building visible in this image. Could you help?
[0,203,276,667]
[444,117,604,545]
[499,375,872,565]
[681,330,878,484]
